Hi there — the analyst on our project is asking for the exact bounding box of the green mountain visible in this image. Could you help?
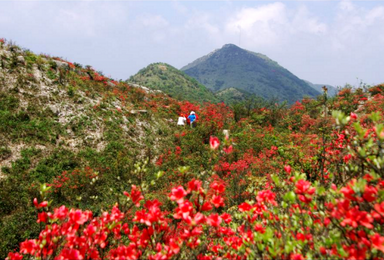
[129,63,218,104]
[181,44,321,104]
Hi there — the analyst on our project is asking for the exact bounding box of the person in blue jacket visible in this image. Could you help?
[188,111,196,128]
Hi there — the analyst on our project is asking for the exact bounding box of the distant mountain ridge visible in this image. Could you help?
[129,63,218,104]
[304,80,338,96]
[181,44,321,104]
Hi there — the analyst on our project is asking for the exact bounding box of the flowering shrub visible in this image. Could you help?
[3,40,384,260]
[10,106,384,259]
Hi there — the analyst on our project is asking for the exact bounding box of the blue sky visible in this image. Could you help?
[1,0,383,87]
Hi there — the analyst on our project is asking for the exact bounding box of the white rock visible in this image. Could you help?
[32,64,42,81]
[17,56,25,63]
[0,49,11,58]
[53,60,69,69]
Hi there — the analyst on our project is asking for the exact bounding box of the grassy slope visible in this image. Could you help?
[129,63,219,104]
[0,42,179,257]
[215,87,265,105]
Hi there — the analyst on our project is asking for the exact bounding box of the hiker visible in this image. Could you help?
[177,113,187,126]
[188,111,197,128]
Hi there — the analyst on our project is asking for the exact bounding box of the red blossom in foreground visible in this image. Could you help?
[363,185,377,202]
[371,233,384,253]
[295,180,316,203]
[37,212,48,223]
[188,179,202,193]
[257,190,277,206]
[19,239,38,255]
[211,195,225,208]
[56,249,83,260]
[238,202,252,212]
[201,202,213,211]
[69,209,91,225]
[207,213,222,227]
[169,185,188,203]
[6,252,23,260]
[209,136,220,150]
[33,198,48,209]
[210,181,225,194]
[124,185,144,206]
[221,213,232,224]
[223,145,233,154]
[284,165,292,174]
[291,253,304,260]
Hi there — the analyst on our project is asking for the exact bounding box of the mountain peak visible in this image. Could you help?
[221,43,240,49]
[181,45,320,103]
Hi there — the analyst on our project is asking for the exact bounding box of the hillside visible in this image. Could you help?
[129,63,218,104]
[3,38,384,260]
[215,87,264,105]
[0,41,181,256]
[182,44,321,104]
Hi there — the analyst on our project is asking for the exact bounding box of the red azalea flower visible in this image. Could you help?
[170,185,188,203]
[223,145,233,154]
[56,249,83,260]
[363,185,377,202]
[257,190,277,206]
[295,179,316,203]
[188,179,202,192]
[53,205,68,220]
[20,239,38,255]
[371,233,384,252]
[211,195,225,208]
[209,136,220,150]
[221,213,232,224]
[124,185,144,206]
[201,202,213,211]
[207,213,222,227]
[284,165,292,174]
[33,198,48,209]
[210,181,225,194]
[37,212,48,223]
[238,202,252,212]
[169,238,180,254]
[291,253,304,260]
[174,200,193,220]
[6,252,23,260]
[254,223,265,234]
[69,209,90,225]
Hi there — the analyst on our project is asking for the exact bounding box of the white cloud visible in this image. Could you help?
[331,1,384,53]
[136,14,169,29]
[185,13,219,35]
[291,6,327,35]
[225,3,287,46]
[225,2,327,48]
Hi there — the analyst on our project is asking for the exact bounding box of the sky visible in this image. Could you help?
[1,0,384,87]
